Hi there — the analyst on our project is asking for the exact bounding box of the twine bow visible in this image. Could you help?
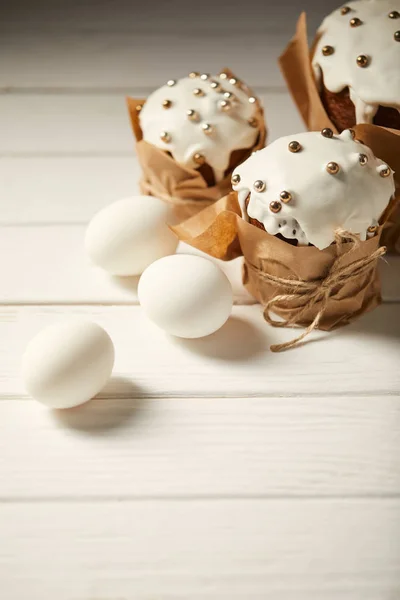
[247,234,386,352]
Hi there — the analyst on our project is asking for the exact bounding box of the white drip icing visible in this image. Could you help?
[140,73,261,182]
[312,0,400,124]
[232,130,395,250]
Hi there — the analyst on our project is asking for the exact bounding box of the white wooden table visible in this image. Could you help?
[1,2,400,598]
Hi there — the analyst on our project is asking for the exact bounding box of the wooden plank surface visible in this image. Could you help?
[1,500,399,600]
[0,33,289,91]
[2,2,400,598]
[0,157,140,224]
[0,230,253,304]
[1,395,400,499]
[0,0,339,36]
[1,305,399,399]
[0,92,304,156]
[0,226,398,303]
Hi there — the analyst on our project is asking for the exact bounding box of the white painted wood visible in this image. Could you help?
[0,225,398,303]
[0,92,304,155]
[2,6,400,596]
[1,396,400,499]
[0,32,287,90]
[0,0,338,36]
[0,157,140,223]
[2,305,399,399]
[1,500,399,600]
[0,228,252,304]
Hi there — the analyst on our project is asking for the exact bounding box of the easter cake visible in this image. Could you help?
[231,129,395,249]
[138,70,264,185]
[311,0,400,131]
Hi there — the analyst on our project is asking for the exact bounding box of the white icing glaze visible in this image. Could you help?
[312,0,400,124]
[232,130,395,250]
[139,73,261,181]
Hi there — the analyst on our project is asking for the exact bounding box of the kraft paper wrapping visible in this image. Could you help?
[173,193,384,334]
[279,13,400,252]
[126,70,267,221]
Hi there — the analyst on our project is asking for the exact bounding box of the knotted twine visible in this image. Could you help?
[246,232,386,353]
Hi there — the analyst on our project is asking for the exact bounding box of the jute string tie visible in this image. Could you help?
[246,234,386,353]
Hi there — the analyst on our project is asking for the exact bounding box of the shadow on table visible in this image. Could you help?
[171,315,268,361]
[109,274,140,295]
[335,303,400,342]
[51,376,147,434]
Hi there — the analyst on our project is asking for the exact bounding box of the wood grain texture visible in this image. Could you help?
[2,4,400,596]
[0,230,253,304]
[0,0,339,35]
[0,226,398,303]
[1,500,399,600]
[1,305,399,399]
[1,396,400,499]
[0,157,140,223]
[0,92,304,155]
[0,32,287,90]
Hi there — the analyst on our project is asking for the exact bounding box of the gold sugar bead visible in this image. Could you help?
[322,45,335,56]
[367,225,378,233]
[248,96,257,104]
[220,100,232,111]
[389,10,400,18]
[341,6,351,15]
[193,88,205,97]
[167,79,176,87]
[189,72,200,78]
[269,201,282,213]
[253,180,266,192]
[321,128,333,138]
[136,104,143,112]
[160,131,171,143]
[379,166,391,177]
[202,123,214,135]
[350,17,362,27]
[162,99,172,109]
[187,109,199,121]
[200,73,210,80]
[288,141,302,153]
[219,72,228,80]
[280,191,292,203]
[248,118,258,128]
[326,161,340,174]
[395,31,400,41]
[193,153,206,165]
[231,173,241,185]
[356,54,369,67]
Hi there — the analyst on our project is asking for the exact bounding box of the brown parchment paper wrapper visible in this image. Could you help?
[279,13,400,252]
[126,69,267,222]
[173,193,386,333]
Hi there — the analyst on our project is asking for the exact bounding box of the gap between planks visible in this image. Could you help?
[1,395,400,499]
[0,228,399,304]
[0,90,304,156]
[0,304,399,399]
[1,499,400,600]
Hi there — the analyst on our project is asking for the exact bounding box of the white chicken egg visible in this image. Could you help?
[138,254,233,338]
[85,195,178,276]
[21,319,115,409]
